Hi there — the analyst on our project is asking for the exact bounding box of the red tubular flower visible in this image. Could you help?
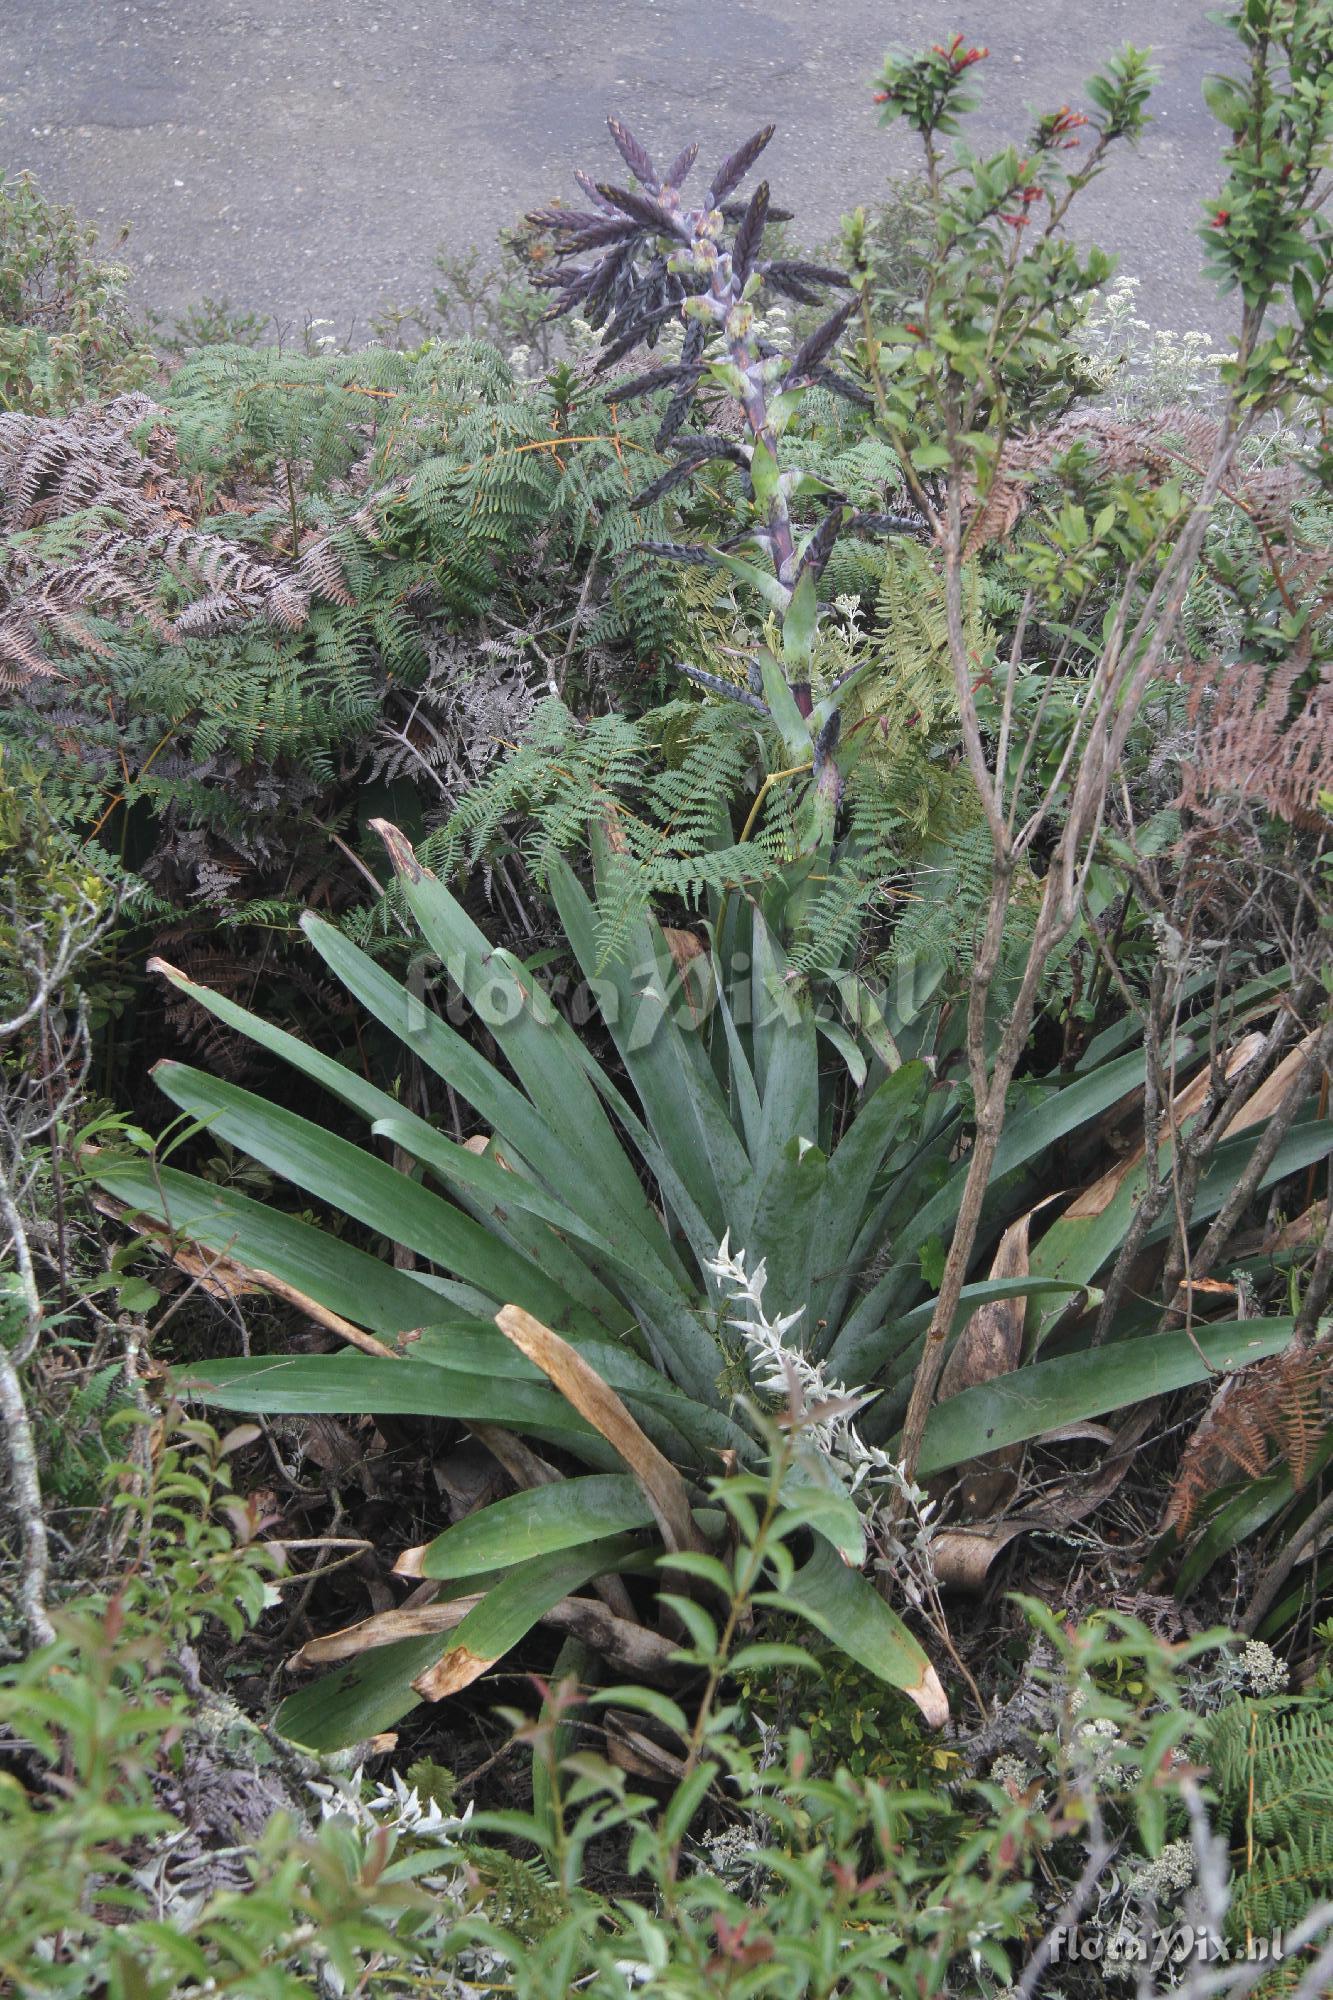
[1212,209,1230,227]
[934,35,986,70]
[904,321,925,336]
[1046,106,1089,149]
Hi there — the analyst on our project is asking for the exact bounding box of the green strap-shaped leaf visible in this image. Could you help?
[884,1275,1101,1354]
[301,914,687,1297]
[152,1063,603,1340]
[916,1318,1299,1479]
[1028,1118,1333,1337]
[372,1113,708,1346]
[419,1133,634,1335]
[570,1033,724,1276]
[277,1535,651,1751]
[777,1538,944,1723]
[781,568,819,668]
[712,966,764,1158]
[412,1475,656,1578]
[90,1158,482,1337]
[910,1043,1162,1257]
[758,646,813,760]
[383,840,690,1295]
[422,1534,651,1688]
[276,1633,459,1751]
[716,549,790,616]
[175,1351,596,1432]
[810,1063,929,1327]
[741,1132,829,1326]
[753,937,819,1166]
[1144,1117,1332,1246]
[179,1336,735,1475]
[148,954,615,1315]
[827,1044,1167,1378]
[553,849,751,1265]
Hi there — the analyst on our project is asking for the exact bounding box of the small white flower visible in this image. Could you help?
[1136,1837,1195,1901]
[1237,1638,1288,1696]
[990,1753,1036,1796]
[363,1769,474,1843]
[705,1237,938,1590]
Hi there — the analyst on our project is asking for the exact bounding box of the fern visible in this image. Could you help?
[0,340,697,1045]
[411,535,1010,979]
[42,1361,136,1506]
[1195,1686,1333,1979]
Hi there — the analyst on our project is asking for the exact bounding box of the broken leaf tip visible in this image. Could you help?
[369,817,425,882]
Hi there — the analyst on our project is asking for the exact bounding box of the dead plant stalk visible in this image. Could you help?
[898,413,1250,1480]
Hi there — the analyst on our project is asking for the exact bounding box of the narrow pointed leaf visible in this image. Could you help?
[372,823,689,1294]
[174,1351,594,1432]
[829,1044,1171,1377]
[89,1158,471,1338]
[277,1633,454,1750]
[413,1534,649,1700]
[552,847,750,1257]
[373,1114,701,1333]
[399,1474,656,1580]
[300,917,670,1275]
[757,648,812,760]
[151,1062,600,1339]
[777,1539,946,1727]
[916,1319,1299,1479]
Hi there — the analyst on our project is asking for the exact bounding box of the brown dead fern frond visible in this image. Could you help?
[0,391,189,527]
[961,408,1225,554]
[1165,1333,1333,1532]
[1178,650,1333,827]
[0,392,351,687]
[147,931,352,1080]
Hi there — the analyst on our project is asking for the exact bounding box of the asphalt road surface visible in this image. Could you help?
[3,1,1238,343]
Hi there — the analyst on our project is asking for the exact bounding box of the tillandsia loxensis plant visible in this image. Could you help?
[532,116,924,874]
[89,813,1329,1751]
[88,10,1333,1753]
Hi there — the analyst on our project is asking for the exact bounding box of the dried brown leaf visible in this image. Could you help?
[494,1305,705,1555]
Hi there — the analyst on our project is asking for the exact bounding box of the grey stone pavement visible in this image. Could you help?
[2,1,1238,343]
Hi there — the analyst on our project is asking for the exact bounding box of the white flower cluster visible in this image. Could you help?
[832,592,865,641]
[365,1767,475,1843]
[1236,1638,1289,1697]
[702,1234,937,1601]
[301,1768,493,1999]
[990,1752,1037,1797]
[703,1823,764,1880]
[1076,274,1227,415]
[1135,1837,1195,1903]
[1071,1715,1122,1770]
